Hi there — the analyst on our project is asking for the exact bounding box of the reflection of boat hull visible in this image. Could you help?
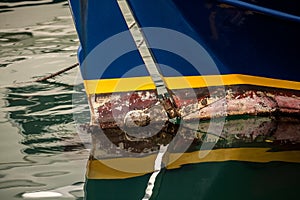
[82,116,300,179]
[86,160,300,200]
[84,115,300,198]
[87,148,300,179]
[84,116,300,199]
[82,116,300,156]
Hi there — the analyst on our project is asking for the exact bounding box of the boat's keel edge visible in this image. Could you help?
[89,85,300,129]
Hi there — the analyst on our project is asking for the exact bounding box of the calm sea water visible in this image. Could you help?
[0,1,87,199]
[0,1,299,200]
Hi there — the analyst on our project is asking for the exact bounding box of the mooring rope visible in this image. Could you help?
[0,62,79,88]
[34,63,79,82]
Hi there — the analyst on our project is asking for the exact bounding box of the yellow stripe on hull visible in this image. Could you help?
[86,148,300,179]
[84,74,300,94]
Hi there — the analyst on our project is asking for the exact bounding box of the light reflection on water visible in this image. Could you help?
[0,1,87,199]
[0,16,78,68]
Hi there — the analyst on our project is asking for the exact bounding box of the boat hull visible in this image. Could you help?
[69,0,300,125]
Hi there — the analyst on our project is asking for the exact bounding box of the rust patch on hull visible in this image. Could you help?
[90,85,300,128]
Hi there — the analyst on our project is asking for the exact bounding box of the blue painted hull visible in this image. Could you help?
[69,0,300,82]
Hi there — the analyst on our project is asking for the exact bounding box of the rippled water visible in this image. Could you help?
[0,1,88,199]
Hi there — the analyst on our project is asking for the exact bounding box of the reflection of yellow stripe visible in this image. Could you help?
[84,74,300,94]
[86,148,300,179]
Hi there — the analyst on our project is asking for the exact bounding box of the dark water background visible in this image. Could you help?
[0,1,87,199]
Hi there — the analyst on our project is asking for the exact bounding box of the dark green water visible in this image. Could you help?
[86,161,299,200]
[0,1,299,200]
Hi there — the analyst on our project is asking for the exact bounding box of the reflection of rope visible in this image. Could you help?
[142,144,169,200]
